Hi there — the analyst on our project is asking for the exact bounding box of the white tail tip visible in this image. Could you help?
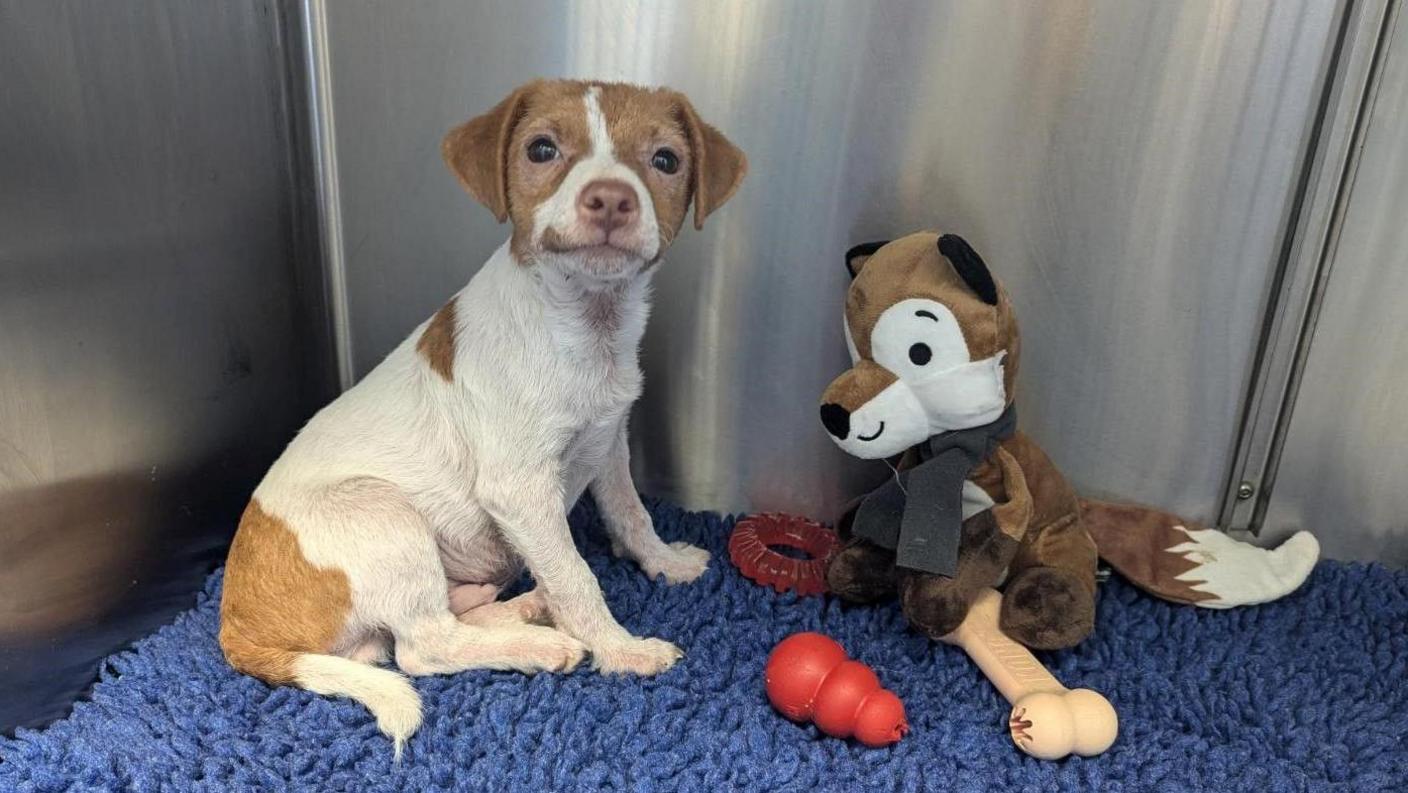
[293,654,423,755]
[1170,528,1320,608]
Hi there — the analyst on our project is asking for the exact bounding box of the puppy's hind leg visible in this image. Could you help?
[456,587,551,627]
[394,614,585,676]
[447,583,501,618]
[306,478,585,678]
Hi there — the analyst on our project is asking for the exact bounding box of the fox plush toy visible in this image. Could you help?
[819,231,1319,649]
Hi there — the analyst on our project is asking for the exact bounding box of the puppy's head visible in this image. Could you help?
[443,80,747,279]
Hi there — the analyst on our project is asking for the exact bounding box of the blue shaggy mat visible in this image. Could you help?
[2,498,1406,792]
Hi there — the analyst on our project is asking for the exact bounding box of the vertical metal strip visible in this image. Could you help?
[300,0,355,391]
[1220,0,1397,532]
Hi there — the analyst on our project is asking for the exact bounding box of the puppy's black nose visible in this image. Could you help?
[820,403,850,439]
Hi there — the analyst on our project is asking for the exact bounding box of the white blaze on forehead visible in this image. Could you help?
[530,85,661,261]
[584,86,612,158]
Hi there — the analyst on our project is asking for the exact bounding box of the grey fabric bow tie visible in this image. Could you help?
[850,405,1017,577]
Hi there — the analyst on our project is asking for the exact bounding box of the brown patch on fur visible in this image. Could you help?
[443,81,591,261]
[442,86,533,223]
[676,97,748,230]
[442,80,745,264]
[1079,498,1217,605]
[843,232,1021,399]
[416,300,457,382]
[219,499,352,685]
[595,85,693,251]
[505,82,596,262]
[593,83,746,236]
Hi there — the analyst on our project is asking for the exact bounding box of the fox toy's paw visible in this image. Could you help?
[828,538,900,604]
[900,572,978,640]
[999,566,1095,650]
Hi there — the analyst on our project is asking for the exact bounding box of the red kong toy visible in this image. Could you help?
[764,633,908,747]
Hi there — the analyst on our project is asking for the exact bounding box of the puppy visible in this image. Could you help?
[218,80,747,751]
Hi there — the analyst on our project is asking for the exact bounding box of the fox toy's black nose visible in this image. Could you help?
[820,403,851,439]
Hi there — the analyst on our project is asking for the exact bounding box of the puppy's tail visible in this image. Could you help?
[1080,498,1319,608]
[222,636,422,757]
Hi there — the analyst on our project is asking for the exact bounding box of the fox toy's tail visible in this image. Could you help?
[1080,499,1319,608]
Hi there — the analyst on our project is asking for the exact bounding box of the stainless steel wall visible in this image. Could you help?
[0,2,330,729]
[321,0,1342,523]
[0,0,1395,737]
[1263,6,1408,565]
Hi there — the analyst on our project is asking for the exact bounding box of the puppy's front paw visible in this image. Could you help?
[640,541,710,585]
[592,637,682,676]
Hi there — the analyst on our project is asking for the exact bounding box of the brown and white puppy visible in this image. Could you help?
[218,80,746,752]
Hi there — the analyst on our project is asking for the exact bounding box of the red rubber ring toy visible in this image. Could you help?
[729,513,840,596]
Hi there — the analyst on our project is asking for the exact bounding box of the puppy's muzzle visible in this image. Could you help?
[578,179,639,234]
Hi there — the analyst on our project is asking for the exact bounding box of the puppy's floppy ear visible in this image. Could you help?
[845,241,890,280]
[678,98,748,230]
[937,233,998,305]
[442,84,534,222]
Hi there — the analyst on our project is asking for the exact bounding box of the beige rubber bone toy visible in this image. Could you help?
[941,588,1118,760]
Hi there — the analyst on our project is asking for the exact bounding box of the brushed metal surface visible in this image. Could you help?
[301,0,357,391]
[0,2,329,729]
[1220,0,1394,532]
[1263,4,1408,565]
[320,1,1340,523]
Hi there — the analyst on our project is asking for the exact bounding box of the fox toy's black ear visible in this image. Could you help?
[937,233,997,305]
[845,240,890,280]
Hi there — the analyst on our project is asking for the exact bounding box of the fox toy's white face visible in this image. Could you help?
[831,297,1007,459]
[820,231,1017,461]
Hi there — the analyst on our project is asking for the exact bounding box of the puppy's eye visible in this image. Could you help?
[526,137,559,163]
[650,148,680,174]
[908,343,932,366]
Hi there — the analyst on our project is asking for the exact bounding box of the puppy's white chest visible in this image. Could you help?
[546,279,647,359]
[539,271,649,413]
[541,280,649,496]
[554,374,636,505]
[555,348,639,471]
